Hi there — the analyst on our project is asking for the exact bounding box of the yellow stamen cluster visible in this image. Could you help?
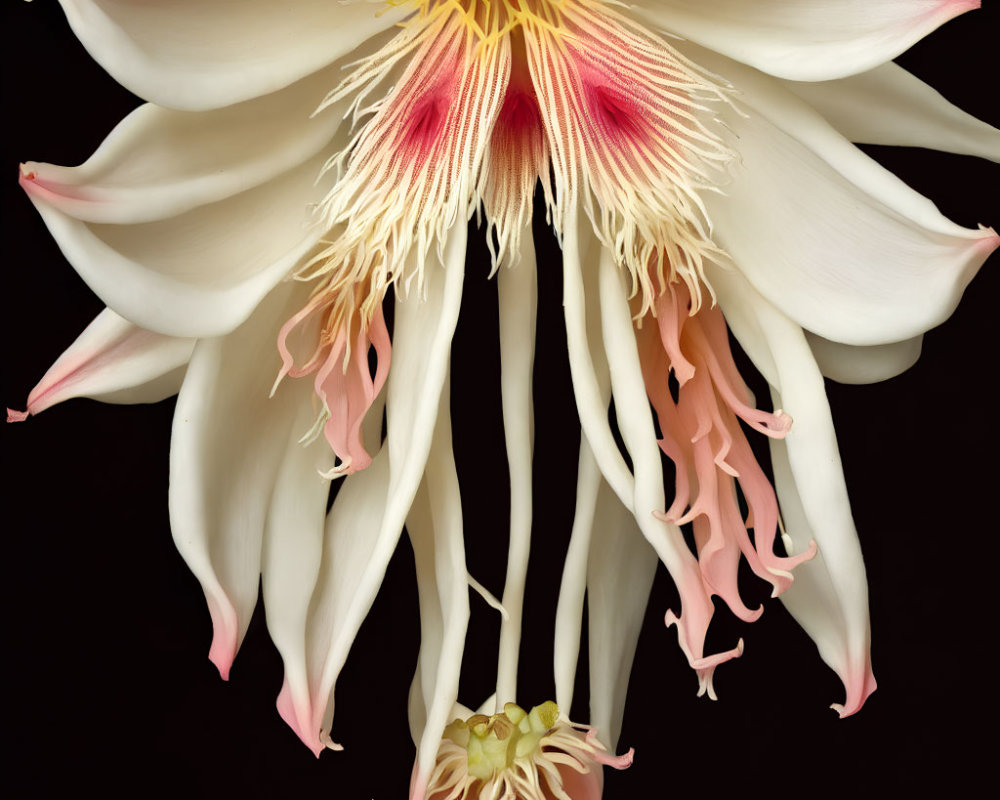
[425,701,610,800]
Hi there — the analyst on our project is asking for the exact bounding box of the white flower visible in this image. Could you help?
[6,1,998,797]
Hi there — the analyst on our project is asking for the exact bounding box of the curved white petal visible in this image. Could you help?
[23,307,193,415]
[23,154,334,339]
[783,62,1000,160]
[282,224,467,756]
[554,438,604,715]
[19,64,356,225]
[711,264,876,716]
[408,380,471,800]
[59,0,409,110]
[560,209,634,509]
[169,281,313,681]
[263,451,335,755]
[495,234,538,708]
[689,47,999,346]
[555,434,657,748]
[282,438,392,755]
[586,477,657,748]
[630,0,978,81]
[807,332,923,385]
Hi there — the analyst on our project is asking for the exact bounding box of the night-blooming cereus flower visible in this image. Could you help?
[9,0,1000,797]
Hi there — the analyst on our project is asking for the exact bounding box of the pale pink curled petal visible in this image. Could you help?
[806,333,924,386]
[639,281,811,628]
[596,251,742,691]
[291,225,466,757]
[630,0,978,81]
[21,153,334,340]
[711,263,877,715]
[59,0,410,110]
[280,303,391,476]
[17,63,358,226]
[21,308,193,417]
[782,62,1000,161]
[169,281,317,681]
[686,43,999,347]
[561,222,718,704]
[636,326,691,522]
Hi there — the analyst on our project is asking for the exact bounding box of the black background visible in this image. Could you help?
[3,2,998,798]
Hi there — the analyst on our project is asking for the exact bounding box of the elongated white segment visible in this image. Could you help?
[290,223,467,754]
[598,248,735,697]
[18,57,362,226]
[408,374,472,800]
[273,387,388,756]
[711,264,876,716]
[560,207,636,510]
[768,419,876,718]
[59,0,410,110]
[270,391,385,756]
[587,478,658,747]
[553,438,604,715]
[683,44,999,347]
[19,308,193,416]
[495,232,538,709]
[783,62,1000,162]
[22,153,336,340]
[806,333,923,386]
[263,397,339,756]
[555,211,617,712]
[169,281,315,681]
[630,0,978,82]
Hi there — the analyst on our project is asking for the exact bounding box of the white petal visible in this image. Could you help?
[263,403,339,757]
[806,332,923,385]
[711,264,876,716]
[19,65,356,225]
[59,0,409,110]
[553,434,657,748]
[168,281,313,681]
[288,443,393,754]
[783,62,1000,160]
[290,224,467,753]
[630,0,978,81]
[408,381,471,797]
[24,307,193,415]
[586,477,658,748]
[24,153,334,338]
[495,234,538,708]
[554,439,604,714]
[689,47,999,346]
[560,208,634,509]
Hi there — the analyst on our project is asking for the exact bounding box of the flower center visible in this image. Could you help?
[277,0,736,469]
